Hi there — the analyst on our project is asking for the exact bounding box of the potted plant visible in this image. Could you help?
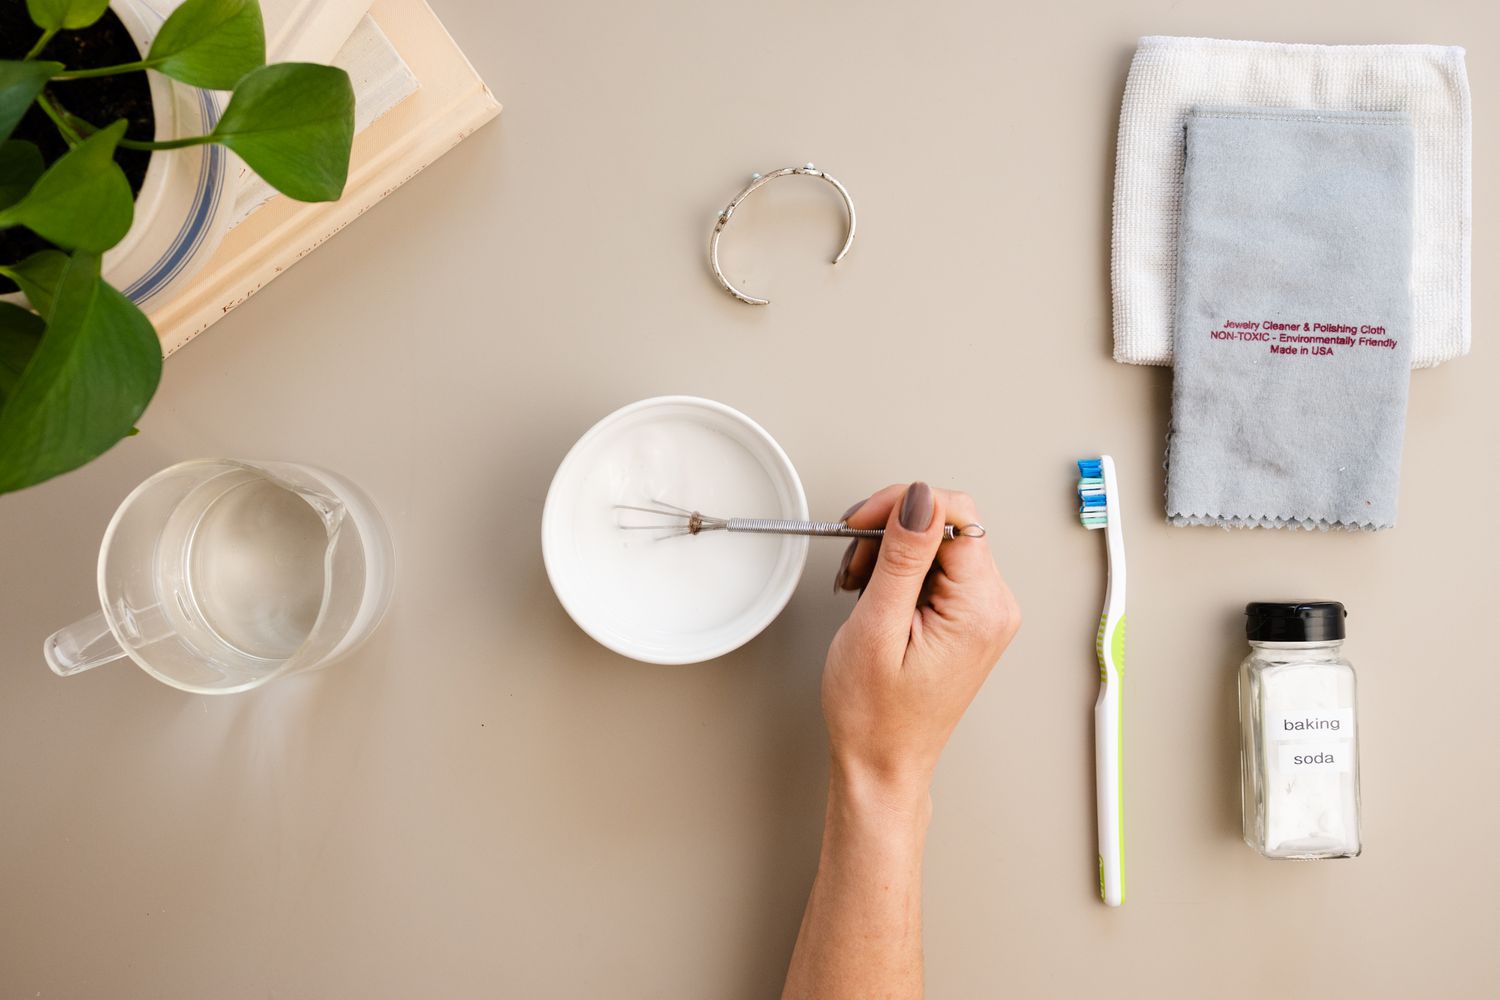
[0,0,355,495]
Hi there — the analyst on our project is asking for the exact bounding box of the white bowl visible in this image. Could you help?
[542,396,809,664]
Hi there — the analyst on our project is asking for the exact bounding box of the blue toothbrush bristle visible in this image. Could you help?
[1076,458,1108,529]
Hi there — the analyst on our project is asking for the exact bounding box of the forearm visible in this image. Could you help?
[781,764,932,1000]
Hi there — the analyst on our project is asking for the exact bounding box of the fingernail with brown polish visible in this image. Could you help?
[900,482,933,532]
[839,498,866,522]
[833,539,857,592]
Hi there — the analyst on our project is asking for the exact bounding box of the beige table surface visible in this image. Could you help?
[3,1,1498,996]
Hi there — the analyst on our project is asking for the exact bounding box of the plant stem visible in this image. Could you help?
[23,29,58,60]
[118,134,213,151]
[57,101,216,151]
[51,59,155,81]
[62,113,97,139]
[35,92,84,147]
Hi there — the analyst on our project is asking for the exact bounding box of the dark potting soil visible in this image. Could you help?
[1,0,156,283]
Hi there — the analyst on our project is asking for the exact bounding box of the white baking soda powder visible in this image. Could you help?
[1254,661,1360,856]
[568,418,789,640]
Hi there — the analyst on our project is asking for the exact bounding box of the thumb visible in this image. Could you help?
[855,482,944,632]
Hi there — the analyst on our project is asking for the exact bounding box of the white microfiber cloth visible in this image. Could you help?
[1111,36,1470,369]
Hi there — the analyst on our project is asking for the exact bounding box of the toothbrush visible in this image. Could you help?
[1077,456,1125,907]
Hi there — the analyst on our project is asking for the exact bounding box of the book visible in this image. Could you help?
[148,0,501,356]
[229,14,421,227]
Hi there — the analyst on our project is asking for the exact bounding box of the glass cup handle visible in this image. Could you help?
[44,609,129,676]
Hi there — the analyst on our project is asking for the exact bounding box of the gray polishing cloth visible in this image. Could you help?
[1167,107,1415,530]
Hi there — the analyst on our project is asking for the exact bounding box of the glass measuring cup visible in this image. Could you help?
[44,460,395,694]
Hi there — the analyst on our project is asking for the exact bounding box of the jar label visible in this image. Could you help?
[1268,708,1355,774]
[1276,742,1354,773]
[1268,708,1354,741]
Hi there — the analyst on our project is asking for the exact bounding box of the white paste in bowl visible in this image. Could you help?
[542,397,809,663]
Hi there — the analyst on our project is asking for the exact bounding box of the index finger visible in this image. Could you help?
[835,484,906,593]
[844,483,907,530]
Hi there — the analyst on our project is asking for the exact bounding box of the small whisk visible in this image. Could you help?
[615,499,986,541]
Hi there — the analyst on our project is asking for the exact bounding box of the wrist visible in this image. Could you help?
[828,756,934,831]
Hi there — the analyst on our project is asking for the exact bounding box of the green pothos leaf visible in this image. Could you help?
[3,248,68,316]
[0,140,44,208]
[211,63,354,202]
[0,253,161,494]
[148,0,266,90]
[25,0,110,31]
[0,120,132,252]
[0,301,44,406]
[0,61,63,145]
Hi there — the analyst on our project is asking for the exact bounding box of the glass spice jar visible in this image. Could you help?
[1238,601,1361,860]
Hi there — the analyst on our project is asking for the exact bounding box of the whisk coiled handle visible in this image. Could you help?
[726,519,967,540]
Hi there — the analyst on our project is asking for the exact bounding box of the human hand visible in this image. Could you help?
[822,482,1020,804]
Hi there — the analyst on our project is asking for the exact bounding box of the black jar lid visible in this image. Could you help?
[1245,601,1347,642]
